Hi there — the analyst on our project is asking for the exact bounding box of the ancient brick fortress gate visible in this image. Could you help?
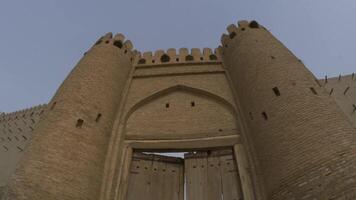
[1,20,356,200]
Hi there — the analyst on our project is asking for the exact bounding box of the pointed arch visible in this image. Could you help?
[124,84,236,122]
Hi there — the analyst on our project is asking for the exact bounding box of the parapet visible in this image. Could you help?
[133,48,222,66]
[220,20,264,49]
[91,32,138,62]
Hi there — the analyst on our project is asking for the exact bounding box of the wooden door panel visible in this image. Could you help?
[126,153,183,200]
[185,149,243,200]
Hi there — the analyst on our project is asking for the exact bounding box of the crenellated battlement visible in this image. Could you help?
[133,47,221,67]
[220,20,263,49]
[92,32,138,62]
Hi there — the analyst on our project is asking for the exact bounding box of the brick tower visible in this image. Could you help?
[221,20,356,199]
[3,33,135,200]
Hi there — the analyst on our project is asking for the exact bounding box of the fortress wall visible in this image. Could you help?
[222,21,356,199]
[0,105,45,197]
[3,33,134,200]
[321,74,356,128]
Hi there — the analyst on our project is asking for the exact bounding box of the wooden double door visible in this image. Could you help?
[126,149,243,200]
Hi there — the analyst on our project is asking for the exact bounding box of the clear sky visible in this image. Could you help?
[0,0,355,113]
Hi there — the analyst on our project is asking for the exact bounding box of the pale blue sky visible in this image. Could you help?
[0,0,355,113]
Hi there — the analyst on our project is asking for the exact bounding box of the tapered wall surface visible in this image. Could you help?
[222,21,356,199]
[3,33,134,200]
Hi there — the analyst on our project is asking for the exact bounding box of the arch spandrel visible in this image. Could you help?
[124,85,239,140]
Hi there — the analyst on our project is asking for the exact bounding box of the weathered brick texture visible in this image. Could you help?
[222,20,356,199]
[2,33,134,200]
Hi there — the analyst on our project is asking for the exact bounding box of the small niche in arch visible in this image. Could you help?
[160,54,170,63]
[165,103,170,108]
[273,87,281,96]
[229,32,236,39]
[209,54,218,60]
[138,58,146,64]
[113,40,123,49]
[76,119,84,128]
[262,112,268,120]
[249,21,259,28]
[310,87,318,95]
[191,101,195,107]
[185,55,194,61]
[95,114,102,122]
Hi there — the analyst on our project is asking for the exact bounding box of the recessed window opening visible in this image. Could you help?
[185,55,194,61]
[249,112,253,120]
[200,57,204,61]
[76,119,84,128]
[113,40,123,49]
[51,102,57,110]
[310,87,318,95]
[229,32,236,39]
[105,40,109,44]
[95,114,102,122]
[176,58,179,62]
[262,112,268,120]
[165,103,170,108]
[273,87,281,96]
[191,101,195,107]
[138,58,146,64]
[209,54,217,60]
[160,54,170,63]
[152,60,155,63]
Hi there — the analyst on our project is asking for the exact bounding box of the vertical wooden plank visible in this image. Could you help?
[196,153,208,200]
[163,160,182,200]
[185,152,208,200]
[126,153,154,200]
[234,144,256,200]
[220,153,243,200]
[185,153,195,200]
[177,161,184,200]
[207,153,223,200]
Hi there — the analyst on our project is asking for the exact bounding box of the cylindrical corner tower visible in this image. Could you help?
[222,21,356,199]
[4,33,134,200]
